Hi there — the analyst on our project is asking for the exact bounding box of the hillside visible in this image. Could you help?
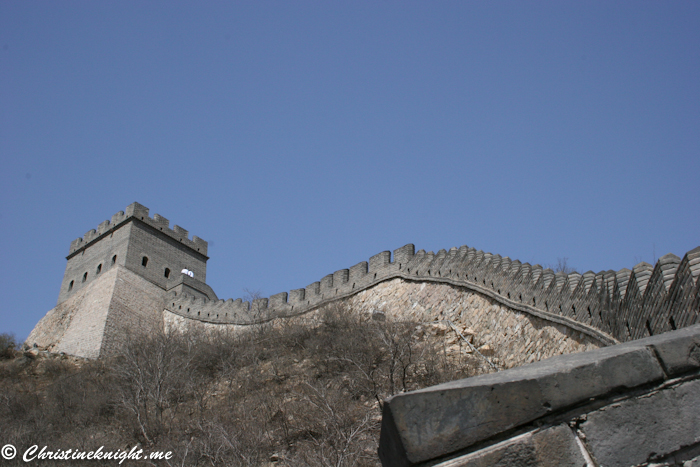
[2,303,486,467]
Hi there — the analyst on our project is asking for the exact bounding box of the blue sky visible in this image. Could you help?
[2,2,699,341]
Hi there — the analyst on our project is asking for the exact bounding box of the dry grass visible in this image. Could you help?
[1,304,481,466]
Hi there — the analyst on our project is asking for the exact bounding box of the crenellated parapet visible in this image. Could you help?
[164,243,700,345]
[68,202,208,259]
[58,202,210,306]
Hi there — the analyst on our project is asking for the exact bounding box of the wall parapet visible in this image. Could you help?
[67,202,208,259]
[164,243,700,346]
[378,323,700,466]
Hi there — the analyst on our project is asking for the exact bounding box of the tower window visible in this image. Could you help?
[96,264,102,274]
[111,255,117,265]
[82,272,88,283]
[142,256,148,267]
[164,268,171,278]
[68,280,74,291]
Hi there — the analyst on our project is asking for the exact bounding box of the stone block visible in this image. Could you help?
[433,424,586,467]
[643,324,700,376]
[379,341,664,466]
[581,378,700,467]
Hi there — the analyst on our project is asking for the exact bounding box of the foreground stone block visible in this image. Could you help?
[581,378,700,467]
[433,424,586,467]
[379,342,664,466]
[641,326,700,376]
[380,325,700,466]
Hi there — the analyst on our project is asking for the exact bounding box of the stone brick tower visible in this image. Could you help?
[28,202,216,358]
[58,202,216,304]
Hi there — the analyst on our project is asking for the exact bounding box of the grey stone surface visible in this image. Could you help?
[378,324,700,467]
[379,340,665,466]
[158,216,699,347]
[643,324,700,376]
[58,202,210,305]
[433,424,586,467]
[349,278,602,370]
[100,266,174,356]
[581,378,700,467]
[28,266,166,358]
[29,267,120,358]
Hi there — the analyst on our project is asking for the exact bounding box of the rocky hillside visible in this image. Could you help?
[2,303,486,467]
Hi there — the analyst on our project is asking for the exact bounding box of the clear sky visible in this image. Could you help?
[2,2,699,341]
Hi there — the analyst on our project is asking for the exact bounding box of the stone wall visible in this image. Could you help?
[46,203,700,358]
[348,279,601,369]
[28,266,167,358]
[29,267,120,358]
[99,266,174,356]
[26,203,700,466]
[57,222,132,305]
[163,278,602,373]
[166,243,700,346]
[379,324,700,467]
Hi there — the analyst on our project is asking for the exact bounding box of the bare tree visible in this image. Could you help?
[0,299,476,466]
[294,381,379,467]
[112,327,195,445]
[0,333,18,359]
[553,257,577,274]
[243,287,270,324]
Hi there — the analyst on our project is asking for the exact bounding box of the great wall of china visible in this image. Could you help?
[26,203,700,466]
[166,239,700,346]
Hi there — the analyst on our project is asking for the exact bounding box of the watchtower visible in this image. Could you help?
[57,202,216,304]
[28,202,219,358]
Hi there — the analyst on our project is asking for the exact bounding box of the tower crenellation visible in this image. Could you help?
[68,202,208,258]
[58,202,212,305]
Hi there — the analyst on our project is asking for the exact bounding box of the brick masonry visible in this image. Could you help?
[29,202,700,362]
[30,202,213,358]
[164,278,600,373]
[166,244,700,347]
[58,202,211,306]
[28,266,165,358]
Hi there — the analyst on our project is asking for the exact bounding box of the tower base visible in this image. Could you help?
[27,266,166,358]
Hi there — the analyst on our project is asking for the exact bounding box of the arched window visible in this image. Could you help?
[96,264,102,274]
[164,268,171,278]
[111,255,117,265]
[142,256,148,267]
[82,272,88,283]
[68,280,74,291]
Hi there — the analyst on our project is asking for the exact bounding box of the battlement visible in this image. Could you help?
[68,202,208,258]
[34,200,700,366]
[165,242,700,346]
[58,202,210,305]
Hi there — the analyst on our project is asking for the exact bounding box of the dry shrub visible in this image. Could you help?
[0,332,19,359]
[1,302,477,466]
